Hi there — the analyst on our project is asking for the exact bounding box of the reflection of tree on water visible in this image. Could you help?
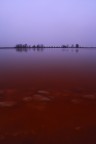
[16,47,29,52]
[16,47,44,52]
[32,47,44,52]
[75,48,79,53]
[62,48,69,52]
[62,48,79,53]
[71,48,79,53]
[15,44,45,52]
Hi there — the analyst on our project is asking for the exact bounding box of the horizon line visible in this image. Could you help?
[0,46,96,49]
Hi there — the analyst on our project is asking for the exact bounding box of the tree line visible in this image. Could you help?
[15,44,80,48]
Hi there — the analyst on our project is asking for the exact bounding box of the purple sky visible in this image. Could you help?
[0,0,96,47]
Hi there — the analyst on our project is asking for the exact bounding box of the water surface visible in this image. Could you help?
[0,48,96,144]
[0,48,96,90]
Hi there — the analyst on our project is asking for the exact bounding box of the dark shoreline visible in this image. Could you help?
[0,47,96,49]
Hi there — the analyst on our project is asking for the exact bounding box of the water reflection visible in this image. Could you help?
[75,48,79,53]
[0,47,96,144]
[16,47,80,53]
[16,47,29,52]
[16,47,45,52]
[32,47,44,52]
[0,48,96,90]
[62,48,79,53]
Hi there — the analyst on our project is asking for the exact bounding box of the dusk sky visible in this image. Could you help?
[0,0,96,47]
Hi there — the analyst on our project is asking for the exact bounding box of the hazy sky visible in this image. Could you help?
[0,0,96,47]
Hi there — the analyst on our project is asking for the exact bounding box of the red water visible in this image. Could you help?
[0,48,96,143]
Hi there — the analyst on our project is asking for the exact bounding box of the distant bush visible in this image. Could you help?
[15,44,29,48]
[75,44,79,48]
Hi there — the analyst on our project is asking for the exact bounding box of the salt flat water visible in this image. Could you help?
[0,47,96,144]
[0,48,96,90]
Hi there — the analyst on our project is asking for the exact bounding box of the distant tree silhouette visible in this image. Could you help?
[62,45,67,48]
[32,45,36,48]
[15,43,81,49]
[15,44,29,48]
[75,44,79,48]
[15,44,22,48]
[23,44,27,48]
[36,44,44,48]
[71,44,74,48]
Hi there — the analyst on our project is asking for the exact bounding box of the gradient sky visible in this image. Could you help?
[0,0,96,47]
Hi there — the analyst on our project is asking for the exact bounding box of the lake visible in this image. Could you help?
[0,47,96,144]
[0,48,96,90]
